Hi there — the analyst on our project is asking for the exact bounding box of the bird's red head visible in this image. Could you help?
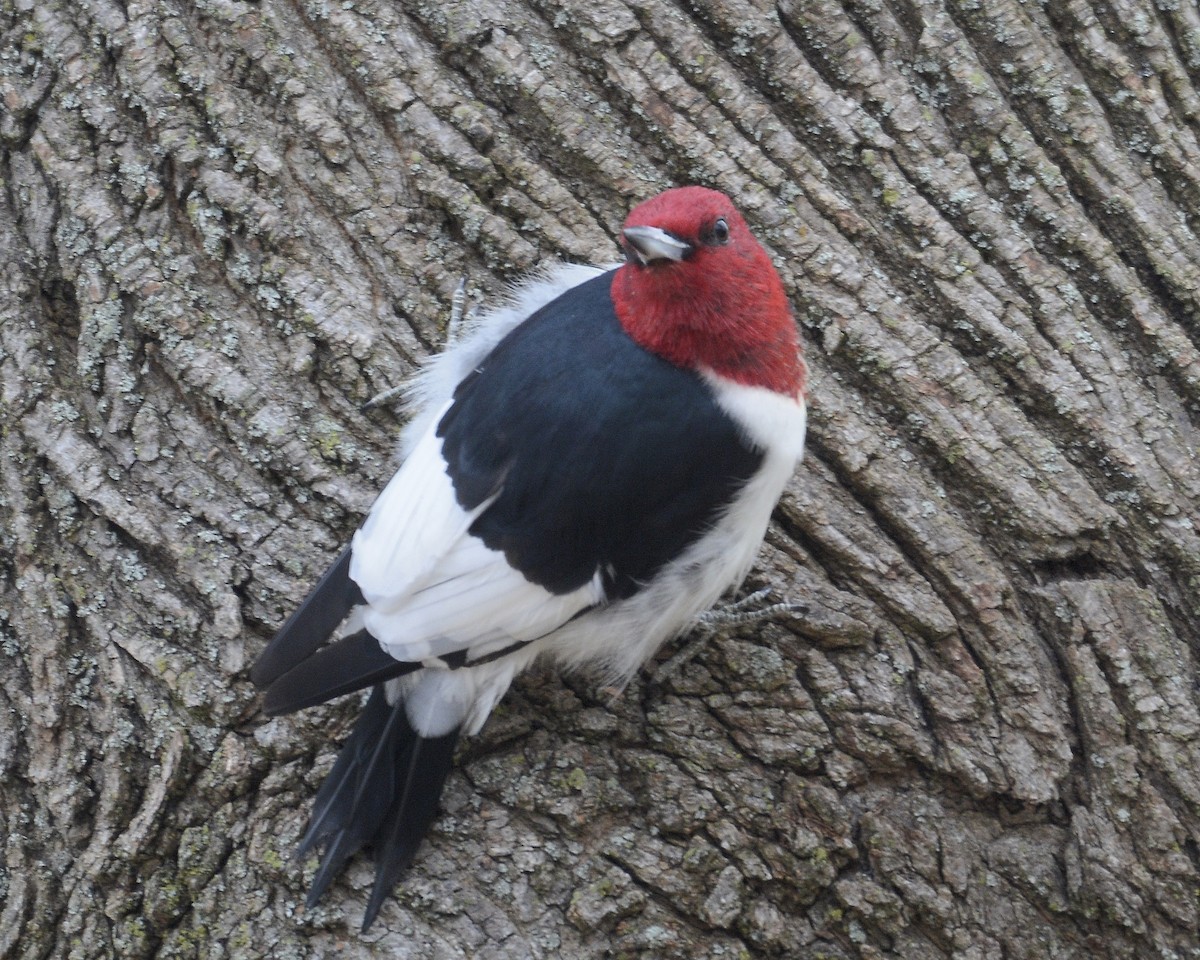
[612,186,807,398]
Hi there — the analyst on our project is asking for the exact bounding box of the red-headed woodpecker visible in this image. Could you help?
[253,186,808,930]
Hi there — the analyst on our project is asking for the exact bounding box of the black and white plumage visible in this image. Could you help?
[254,188,808,930]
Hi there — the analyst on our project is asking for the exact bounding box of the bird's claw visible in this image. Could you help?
[362,277,473,411]
[691,587,803,633]
[650,587,803,684]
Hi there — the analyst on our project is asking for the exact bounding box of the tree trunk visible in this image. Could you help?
[3,0,1198,956]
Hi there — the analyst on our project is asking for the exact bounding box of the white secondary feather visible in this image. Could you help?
[351,265,806,738]
[351,424,603,665]
[350,414,489,612]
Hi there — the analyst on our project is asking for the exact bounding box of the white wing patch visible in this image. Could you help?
[351,407,487,610]
[350,420,604,666]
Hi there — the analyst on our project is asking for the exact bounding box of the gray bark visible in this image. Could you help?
[2,0,1198,957]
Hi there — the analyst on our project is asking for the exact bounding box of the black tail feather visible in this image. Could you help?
[361,719,459,931]
[263,629,420,717]
[253,546,364,687]
[300,686,461,930]
[297,686,404,862]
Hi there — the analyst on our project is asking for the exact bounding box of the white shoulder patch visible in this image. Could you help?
[702,372,807,463]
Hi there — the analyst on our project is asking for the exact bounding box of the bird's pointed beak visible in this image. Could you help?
[622,226,693,266]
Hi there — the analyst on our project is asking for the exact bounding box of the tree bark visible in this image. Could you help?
[3,0,1198,956]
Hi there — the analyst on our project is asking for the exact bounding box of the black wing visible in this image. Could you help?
[437,269,763,600]
[252,548,413,716]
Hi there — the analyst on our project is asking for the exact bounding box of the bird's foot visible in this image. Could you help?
[651,588,804,684]
[362,278,473,411]
[444,275,472,345]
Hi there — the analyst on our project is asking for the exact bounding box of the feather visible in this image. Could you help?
[262,629,418,717]
[295,685,460,931]
[252,546,363,687]
[349,426,603,664]
[349,417,496,611]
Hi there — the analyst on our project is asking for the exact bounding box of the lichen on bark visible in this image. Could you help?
[2,0,1198,957]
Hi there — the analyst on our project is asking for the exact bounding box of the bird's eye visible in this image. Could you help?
[710,218,730,245]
